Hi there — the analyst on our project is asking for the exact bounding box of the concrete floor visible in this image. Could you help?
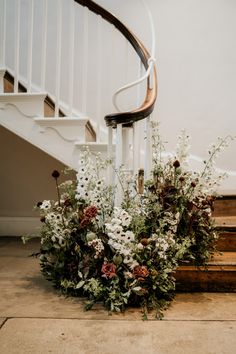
[0,237,236,354]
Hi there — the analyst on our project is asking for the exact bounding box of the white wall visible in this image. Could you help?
[99,0,236,192]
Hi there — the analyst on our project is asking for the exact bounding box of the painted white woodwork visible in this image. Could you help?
[55,0,62,117]
[0,93,94,170]
[0,216,41,236]
[35,117,89,142]
[68,0,75,116]
[114,124,123,206]
[14,0,20,93]
[40,0,48,91]
[27,0,34,92]
[81,6,88,114]
[0,0,6,67]
[107,126,114,184]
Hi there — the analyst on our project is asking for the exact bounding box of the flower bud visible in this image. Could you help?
[151,269,158,277]
[113,254,123,265]
[86,232,96,242]
[173,160,180,168]
[52,170,60,179]
[140,238,149,246]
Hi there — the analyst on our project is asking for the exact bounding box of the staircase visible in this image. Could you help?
[176,197,236,291]
[0,69,98,170]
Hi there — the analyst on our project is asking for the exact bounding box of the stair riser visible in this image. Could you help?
[217,232,236,252]
[175,270,236,292]
[213,199,236,217]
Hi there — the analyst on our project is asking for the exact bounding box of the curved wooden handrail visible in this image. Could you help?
[74,0,157,127]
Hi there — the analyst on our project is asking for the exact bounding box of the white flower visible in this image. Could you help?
[124,231,135,243]
[137,243,144,250]
[40,200,51,210]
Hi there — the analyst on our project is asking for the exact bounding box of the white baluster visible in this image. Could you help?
[133,59,143,175]
[144,115,152,179]
[82,6,88,114]
[96,15,102,141]
[14,0,20,93]
[122,127,130,171]
[107,126,113,185]
[27,0,34,92]
[133,121,140,175]
[115,124,123,206]
[0,0,6,67]
[40,0,47,91]
[68,0,75,116]
[55,0,62,117]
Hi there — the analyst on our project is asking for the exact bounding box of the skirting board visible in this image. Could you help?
[0,217,41,236]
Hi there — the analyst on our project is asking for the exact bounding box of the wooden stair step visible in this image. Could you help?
[214,216,236,229]
[213,196,236,217]
[175,252,236,292]
[217,232,236,252]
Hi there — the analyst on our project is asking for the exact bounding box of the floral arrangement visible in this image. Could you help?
[25,123,233,319]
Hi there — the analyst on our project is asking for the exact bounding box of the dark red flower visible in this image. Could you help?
[173,160,180,168]
[101,262,117,279]
[80,217,89,228]
[84,205,98,219]
[52,170,60,179]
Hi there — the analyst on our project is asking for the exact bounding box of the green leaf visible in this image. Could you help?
[76,280,85,289]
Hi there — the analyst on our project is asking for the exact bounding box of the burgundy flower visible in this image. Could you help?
[101,262,117,279]
[84,205,98,219]
[52,170,60,179]
[173,160,180,168]
[80,217,89,228]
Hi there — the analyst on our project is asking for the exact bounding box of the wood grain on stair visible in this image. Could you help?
[214,216,236,227]
[176,252,236,291]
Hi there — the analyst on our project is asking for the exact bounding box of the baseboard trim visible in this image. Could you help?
[0,216,41,236]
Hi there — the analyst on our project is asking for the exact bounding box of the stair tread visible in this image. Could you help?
[214,216,236,228]
[178,252,236,271]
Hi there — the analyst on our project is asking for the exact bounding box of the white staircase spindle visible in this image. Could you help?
[122,127,130,170]
[55,0,62,117]
[82,6,88,114]
[40,0,47,91]
[14,0,20,93]
[107,126,113,185]
[144,116,152,179]
[96,15,102,141]
[133,122,140,175]
[27,0,34,92]
[68,0,75,116]
[115,124,123,206]
[133,59,143,175]
[0,0,6,67]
